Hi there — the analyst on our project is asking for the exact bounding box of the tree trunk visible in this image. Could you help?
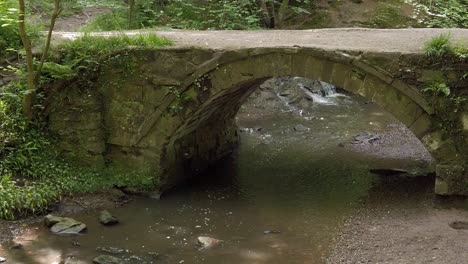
[276,0,290,28]
[34,0,61,84]
[257,0,273,28]
[18,0,34,120]
[128,0,135,29]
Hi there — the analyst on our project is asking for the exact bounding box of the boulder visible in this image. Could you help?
[93,255,123,264]
[50,217,87,235]
[99,210,119,226]
[449,221,468,230]
[96,247,128,254]
[45,214,64,227]
[197,236,222,250]
[293,125,309,132]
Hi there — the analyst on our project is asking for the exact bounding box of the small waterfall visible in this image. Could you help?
[319,81,337,96]
[299,83,336,105]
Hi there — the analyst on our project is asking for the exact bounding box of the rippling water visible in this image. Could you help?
[0,83,433,264]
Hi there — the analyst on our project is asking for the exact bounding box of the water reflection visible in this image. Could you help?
[1,78,434,264]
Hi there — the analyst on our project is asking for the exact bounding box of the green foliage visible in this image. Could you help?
[0,0,43,57]
[0,32,171,220]
[80,10,127,31]
[85,0,262,31]
[0,0,21,55]
[423,81,451,97]
[51,33,171,78]
[422,0,468,28]
[424,33,452,58]
[368,2,415,28]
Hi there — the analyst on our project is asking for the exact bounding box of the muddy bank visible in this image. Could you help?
[0,190,127,244]
[326,177,468,264]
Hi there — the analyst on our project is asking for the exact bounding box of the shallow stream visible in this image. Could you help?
[0,80,434,264]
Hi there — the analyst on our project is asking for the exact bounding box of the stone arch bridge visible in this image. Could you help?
[49,29,468,195]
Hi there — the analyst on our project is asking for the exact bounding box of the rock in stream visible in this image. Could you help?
[44,214,87,235]
[99,210,119,226]
[93,255,123,264]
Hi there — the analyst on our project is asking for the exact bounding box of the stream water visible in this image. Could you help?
[0,78,434,264]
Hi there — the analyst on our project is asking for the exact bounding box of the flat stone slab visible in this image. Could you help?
[49,217,87,235]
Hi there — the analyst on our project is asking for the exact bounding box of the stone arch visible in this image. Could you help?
[48,47,466,195]
[155,49,448,192]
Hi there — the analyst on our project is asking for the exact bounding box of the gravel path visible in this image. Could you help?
[54,28,468,53]
[326,178,468,264]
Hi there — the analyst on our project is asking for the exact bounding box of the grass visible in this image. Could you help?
[61,33,172,56]
[424,33,452,58]
[0,32,171,220]
[80,10,128,32]
[368,2,415,28]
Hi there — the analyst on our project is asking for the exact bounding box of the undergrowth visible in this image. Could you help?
[0,33,171,220]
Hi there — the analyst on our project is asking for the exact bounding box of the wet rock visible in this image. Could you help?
[263,230,281,235]
[50,217,87,235]
[93,255,123,264]
[99,210,119,226]
[9,242,22,250]
[62,259,88,264]
[197,236,222,249]
[96,247,128,254]
[352,132,381,144]
[45,214,64,227]
[293,125,309,132]
[127,255,143,262]
[147,252,160,258]
[0,257,6,263]
[148,191,161,200]
[449,221,468,230]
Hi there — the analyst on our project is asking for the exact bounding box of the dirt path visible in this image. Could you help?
[54,28,468,53]
[53,6,111,32]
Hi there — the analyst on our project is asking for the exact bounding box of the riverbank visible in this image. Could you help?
[0,190,127,244]
[326,177,468,264]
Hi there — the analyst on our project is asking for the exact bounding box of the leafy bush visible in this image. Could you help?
[0,33,170,220]
[423,81,451,97]
[368,2,416,28]
[85,0,262,31]
[0,0,21,55]
[406,0,468,28]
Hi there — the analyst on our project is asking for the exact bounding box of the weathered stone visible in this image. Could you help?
[96,247,128,254]
[99,210,119,226]
[92,255,123,264]
[449,221,468,230]
[293,125,309,132]
[47,47,468,196]
[45,214,64,227]
[62,259,88,264]
[50,217,87,235]
[435,165,467,196]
